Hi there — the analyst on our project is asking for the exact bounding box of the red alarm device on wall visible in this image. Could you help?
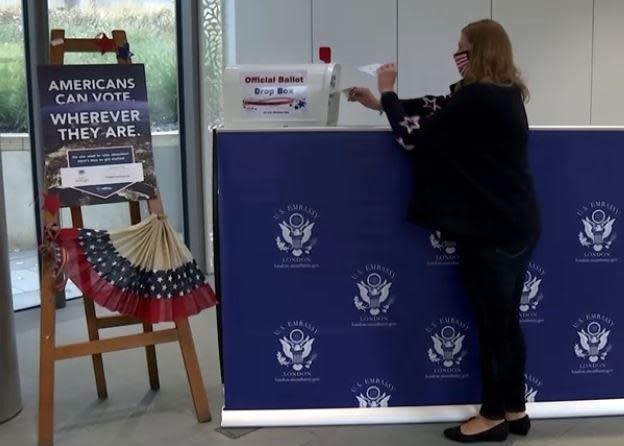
[319,46,331,63]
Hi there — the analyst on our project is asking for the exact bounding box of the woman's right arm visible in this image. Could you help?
[348,87,450,116]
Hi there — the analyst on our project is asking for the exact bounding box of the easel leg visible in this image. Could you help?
[175,318,211,422]
[142,323,161,390]
[39,256,57,446]
[83,298,108,399]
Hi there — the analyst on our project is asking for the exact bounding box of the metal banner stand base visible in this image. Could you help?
[221,399,624,428]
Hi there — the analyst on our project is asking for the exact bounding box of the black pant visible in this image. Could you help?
[455,237,535,420]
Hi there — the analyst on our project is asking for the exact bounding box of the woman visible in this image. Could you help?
[349,19,540,443]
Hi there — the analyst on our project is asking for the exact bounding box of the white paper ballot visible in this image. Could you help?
[341,87,353,97]
[60,163,144,188]
[357,63,384,77]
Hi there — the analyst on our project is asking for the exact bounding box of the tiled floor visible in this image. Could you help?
[2,299,624,445]
[9,249,81,310]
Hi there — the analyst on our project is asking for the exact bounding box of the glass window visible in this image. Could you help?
[47,0,185,238]
[48,0,179,133]
[1,0,42,310]
[0,0,28,133]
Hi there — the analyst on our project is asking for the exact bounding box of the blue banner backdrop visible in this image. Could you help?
[216,129,624,417]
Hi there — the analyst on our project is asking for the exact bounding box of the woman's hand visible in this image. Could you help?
[377,63,397,94]
[347,87,382,111]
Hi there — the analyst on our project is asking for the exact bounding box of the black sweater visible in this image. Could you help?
[380,82,540,244]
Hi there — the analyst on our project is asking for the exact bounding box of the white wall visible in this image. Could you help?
[398,0,491,99]
[231,0,624,127]
[312,0,396,125]
[233,0,312,64]
[592,0,624,125]
[493,0,594,126]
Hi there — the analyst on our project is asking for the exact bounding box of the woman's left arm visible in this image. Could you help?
[400,95,451,117]
[377,63,475,152]
[380,88,475,152]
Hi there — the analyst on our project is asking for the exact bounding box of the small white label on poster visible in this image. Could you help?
[241,70,308,118]
[60,163,144,188]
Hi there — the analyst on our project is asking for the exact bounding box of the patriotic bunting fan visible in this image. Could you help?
[51,214,217,323]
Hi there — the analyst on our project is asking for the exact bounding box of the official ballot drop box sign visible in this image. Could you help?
[223,64,342,128]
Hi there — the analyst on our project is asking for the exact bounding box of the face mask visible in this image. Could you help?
[454,50,470,77]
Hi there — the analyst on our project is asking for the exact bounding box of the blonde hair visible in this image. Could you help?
[461,19,529,102]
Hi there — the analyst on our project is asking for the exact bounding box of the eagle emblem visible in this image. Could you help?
[520,270,543,312]
[277,329,316,371]
[354,273,393,316]
[579,209,616,252]
[276,213,316,257]
[574,322,611,363]
[525,383,538,403]
[428,325,466,367]
[356,386,392,408]
[430,230,457,255]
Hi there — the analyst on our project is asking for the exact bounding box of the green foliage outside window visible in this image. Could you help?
[0,4,179,133]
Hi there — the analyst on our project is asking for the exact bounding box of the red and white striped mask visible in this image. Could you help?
[453,51,470,77]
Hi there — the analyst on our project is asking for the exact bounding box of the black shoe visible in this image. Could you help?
[508,415,531,435]
[443,421,509,443]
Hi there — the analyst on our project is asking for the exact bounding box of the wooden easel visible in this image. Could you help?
[38,30,211,446]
